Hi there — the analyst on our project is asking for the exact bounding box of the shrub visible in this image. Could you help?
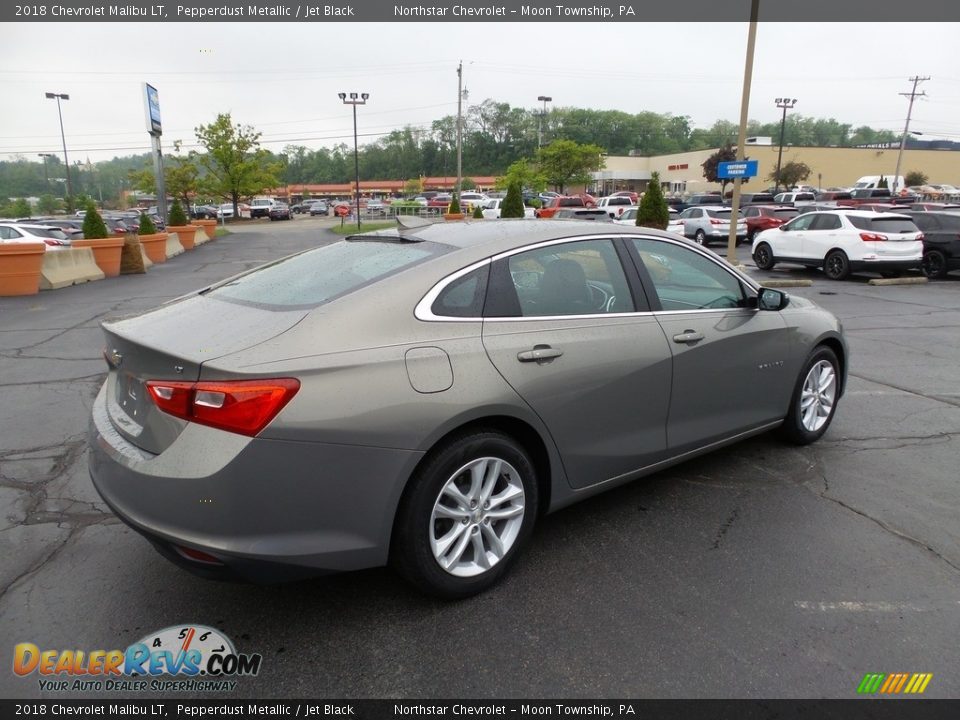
[448,193,462,214]
[905,170,928,187]
[636,172,670,230]
[139,213,157,235]
[500,180,525,218]
[81,201,109,239]
[472,203,484,219]
[168,200,188,226]
[12,198,31,217]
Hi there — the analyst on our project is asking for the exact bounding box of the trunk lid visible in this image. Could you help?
[101,295,308,454]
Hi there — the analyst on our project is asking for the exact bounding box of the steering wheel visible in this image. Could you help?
[588,284,610,311]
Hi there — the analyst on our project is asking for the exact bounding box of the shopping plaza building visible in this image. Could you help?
[591,139,960,196]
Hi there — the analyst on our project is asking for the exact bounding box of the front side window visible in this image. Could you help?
[491,239,634,317]
[630,238,746,311]
[784,214,817,231]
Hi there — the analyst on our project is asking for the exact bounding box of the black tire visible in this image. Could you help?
[823,250,850,281]
[753,242,776,270]
[922,249,948,279]
[392,430,538,599]
[694,228,707,246]
[779,346,841,445]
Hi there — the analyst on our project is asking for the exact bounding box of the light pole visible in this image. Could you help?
[773,97,796,193]
[339,91,368,231]
[537,95,552,148]
[37,153,56,186]
[45,92,73,200]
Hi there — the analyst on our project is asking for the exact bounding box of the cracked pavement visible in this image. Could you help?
[1,224,959,699]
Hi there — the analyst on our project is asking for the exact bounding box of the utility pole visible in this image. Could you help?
[456,61,463,199]
[892,75,929,194]
[726,0,759,265]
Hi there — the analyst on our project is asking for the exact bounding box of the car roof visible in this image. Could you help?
[351,218,678,259]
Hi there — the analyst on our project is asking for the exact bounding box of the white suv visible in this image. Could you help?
[751,210,923,280]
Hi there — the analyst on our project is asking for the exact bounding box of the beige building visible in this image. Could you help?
[592,146,960,196]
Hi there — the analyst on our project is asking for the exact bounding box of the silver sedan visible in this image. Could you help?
[89,220,847,598]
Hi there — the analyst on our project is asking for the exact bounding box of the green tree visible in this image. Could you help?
[168,199,188,226]
[500,180,525,218]
[194,114,282,217]
[536,139,605,194]
[877,176,888,190]
[636,172,670,230]
[461,177,477,191]
[139,213,157,235]
[767,160,812,190]
[701,142,738,197]
[81,201,109,239]
[37,194,59,215]
[448,193,461,214]
[472,203,484,219]
[496,159,546,193]
[11,198,31,217]
[905,170,928,187]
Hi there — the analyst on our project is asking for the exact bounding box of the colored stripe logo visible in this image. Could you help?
[857,673,933,694]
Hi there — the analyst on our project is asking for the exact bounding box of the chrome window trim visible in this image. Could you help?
[414,258,491,322]
[414,233,759,323]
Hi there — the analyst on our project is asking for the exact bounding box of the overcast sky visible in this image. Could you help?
[2,22,959,164]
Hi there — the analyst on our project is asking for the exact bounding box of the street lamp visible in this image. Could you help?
[45,92,73,200]
[338,91,369,231]
[37,153,56,185]
[773,97,797,193]
[537,95,552,148]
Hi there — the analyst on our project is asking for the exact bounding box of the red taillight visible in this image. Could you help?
[710,218,724,225]
[859,232,888,242]
[173,545,224,566]
[146,378,300,436]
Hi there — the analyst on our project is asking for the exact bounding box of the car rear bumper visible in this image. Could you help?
[88,383,422,582]
[848,258,921,272]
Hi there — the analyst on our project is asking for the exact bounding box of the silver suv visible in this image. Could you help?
[671,207,747,246]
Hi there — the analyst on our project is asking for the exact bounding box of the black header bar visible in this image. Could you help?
[6,0,960,23]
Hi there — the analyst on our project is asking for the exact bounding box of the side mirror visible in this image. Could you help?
[758,287,790,311]
[779,224,788,230]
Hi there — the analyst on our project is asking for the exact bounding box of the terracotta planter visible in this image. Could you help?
[166,225,197,250]
[0,242,46,296]
[443,213,466,221]
[192,219,218,240]
[138,232,169,264]
[73,237,125,277]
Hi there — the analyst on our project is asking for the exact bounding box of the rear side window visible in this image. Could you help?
[207,239,447,309]
[847,216,920,234]
[431,266,489,318]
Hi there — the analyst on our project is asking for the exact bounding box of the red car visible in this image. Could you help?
[535,194,597,218]
[743,205,800,241]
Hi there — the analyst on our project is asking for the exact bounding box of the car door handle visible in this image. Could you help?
[517,345,564,363]
[672,330,704,344]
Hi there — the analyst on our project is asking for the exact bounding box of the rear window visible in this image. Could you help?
[558,198,586,207]
[774,209,799,220]
[706,209,743,219]
[846,216,920,234]
[206,239,447,309]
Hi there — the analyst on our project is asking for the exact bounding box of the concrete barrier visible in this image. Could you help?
[40,248,105,290]
[165,233,185,259]
[868,276,928,286]
[193,227,211,246]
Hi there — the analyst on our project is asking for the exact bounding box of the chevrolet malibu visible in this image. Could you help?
[89,220,847,598]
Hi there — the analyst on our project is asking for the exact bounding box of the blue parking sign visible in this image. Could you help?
[717,160,758,179]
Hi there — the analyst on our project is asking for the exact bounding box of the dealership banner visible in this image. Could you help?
[6,0,960,23]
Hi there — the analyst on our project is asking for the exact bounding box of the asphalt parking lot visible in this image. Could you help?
[1,217,958,699]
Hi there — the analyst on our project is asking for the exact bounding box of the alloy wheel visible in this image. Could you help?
[799,360,837,432]
[429,457,526,577]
